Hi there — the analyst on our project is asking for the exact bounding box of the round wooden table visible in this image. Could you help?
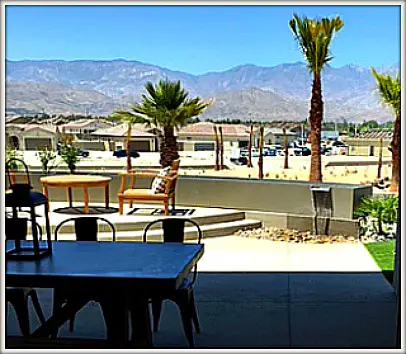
[40,175,112,214]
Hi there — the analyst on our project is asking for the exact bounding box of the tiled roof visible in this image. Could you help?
[177,123,250,137]
[5,123,58,133]
[263,127,296,136]
[358,130,394,139]
[91,123,155,137]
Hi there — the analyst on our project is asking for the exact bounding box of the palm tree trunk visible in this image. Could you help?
[309,73,323,182]
[283,127,289,169]
[389,113,400,193]
[213,125,220,171]
[126,123,132,172]
[160,126,180,168]
[219,126,224,170]
[248,124,253,168]
[377,136,383,179]
[258,126,264,179]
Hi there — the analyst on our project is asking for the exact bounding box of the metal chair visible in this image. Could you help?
[52,217,116,337]
[5,219,46,336]
[141,217,202,348]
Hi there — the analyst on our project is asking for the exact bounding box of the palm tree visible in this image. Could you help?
[109,111,143,171]
[219,126,224,170]
[371,68,401,193]
[258,126,264,179]
[283,127,289,169]
[248,124,253,168]
[112,80,212,168]
[214,124,220,170]
[377,136,383,180]
[290,14,343,182]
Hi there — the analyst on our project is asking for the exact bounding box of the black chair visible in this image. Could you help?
[52,217,116,337]
[142,218,202,348]
[5,219,46,336]
[5,158,52,253]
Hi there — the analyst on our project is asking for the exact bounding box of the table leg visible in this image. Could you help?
[105,184,110,209]
[66,187,73,208]
[83,187,89,214]
[31,296,89,338]
[129,291,153,348]
[42,185,49,211]
[99,294,129,345]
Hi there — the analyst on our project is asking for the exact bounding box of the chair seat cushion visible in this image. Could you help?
[122,189,166,200]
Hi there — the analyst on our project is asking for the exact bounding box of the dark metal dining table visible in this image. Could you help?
[5,240,204,348]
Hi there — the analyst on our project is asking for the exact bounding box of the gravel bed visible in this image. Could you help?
[234,227,363,244]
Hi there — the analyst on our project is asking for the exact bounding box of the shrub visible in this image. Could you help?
[60,143,80,174]
[36,146,58,175]
[355,196,399,235]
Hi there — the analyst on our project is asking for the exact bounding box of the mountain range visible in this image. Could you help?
[5,59,399,122]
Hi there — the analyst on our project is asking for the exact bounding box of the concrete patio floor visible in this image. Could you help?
[6,235,397,348]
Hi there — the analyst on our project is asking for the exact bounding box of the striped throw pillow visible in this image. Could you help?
[151,167,171,194]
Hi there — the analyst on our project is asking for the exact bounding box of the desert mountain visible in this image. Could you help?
[5,59,399,122]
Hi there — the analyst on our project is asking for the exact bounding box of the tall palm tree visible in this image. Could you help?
[258,126,264,179]
[214,124,220,170]
[219,125,224,170]
[290,14,343,182]
[112,80,212,168]
[108,112,140,171]
[371,68,401,193]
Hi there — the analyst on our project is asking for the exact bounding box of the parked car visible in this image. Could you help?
[263,147,277,156]
[293,146,311,156]
[113,149,140,158]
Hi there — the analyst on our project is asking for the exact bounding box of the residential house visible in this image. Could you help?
[258,127,297,146]
[176,122,250,151]
[342,130,393,157]
[91,123,158,152]
[5,123,59,151]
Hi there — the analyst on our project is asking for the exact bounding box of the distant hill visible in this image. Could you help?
[5,59,399,122]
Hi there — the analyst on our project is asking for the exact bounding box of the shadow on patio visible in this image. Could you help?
[6,270,397,349]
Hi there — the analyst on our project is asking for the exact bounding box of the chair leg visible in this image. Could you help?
[51,288,66,339]
[119,199,123,215]
[175,293,195,348]
[129,201,133,208]
[151,298,163,332]
[164,201,169,216]
[69,315,75,332]
[9,295,30,337]
[171,194,176,210]
[28,290,46,324]
[190,291,201,334]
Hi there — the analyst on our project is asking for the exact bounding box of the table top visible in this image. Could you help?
[40,175,111,186]
[6,241,204,291]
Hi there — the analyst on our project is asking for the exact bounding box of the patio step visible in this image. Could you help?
[42,209,247,234]
[54,219,262,242]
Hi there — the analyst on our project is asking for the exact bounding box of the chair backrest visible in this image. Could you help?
[5,216,43,241]
[142,217,202,244]
[143,217,202,285]
[5,159,33,203]
[54,217,116,242]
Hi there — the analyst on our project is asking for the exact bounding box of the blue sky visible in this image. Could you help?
[5,5,401,75]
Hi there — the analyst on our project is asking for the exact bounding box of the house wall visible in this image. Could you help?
[178,137,246,151]
[23,130,57,151]
[344,138,392,157]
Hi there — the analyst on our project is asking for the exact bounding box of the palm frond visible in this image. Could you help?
[290,13,343,73]
[371,68,401,117]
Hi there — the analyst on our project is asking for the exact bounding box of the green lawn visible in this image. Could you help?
[364,240,396,284]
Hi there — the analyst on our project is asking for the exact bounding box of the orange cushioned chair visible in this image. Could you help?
[118,159,180,216]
